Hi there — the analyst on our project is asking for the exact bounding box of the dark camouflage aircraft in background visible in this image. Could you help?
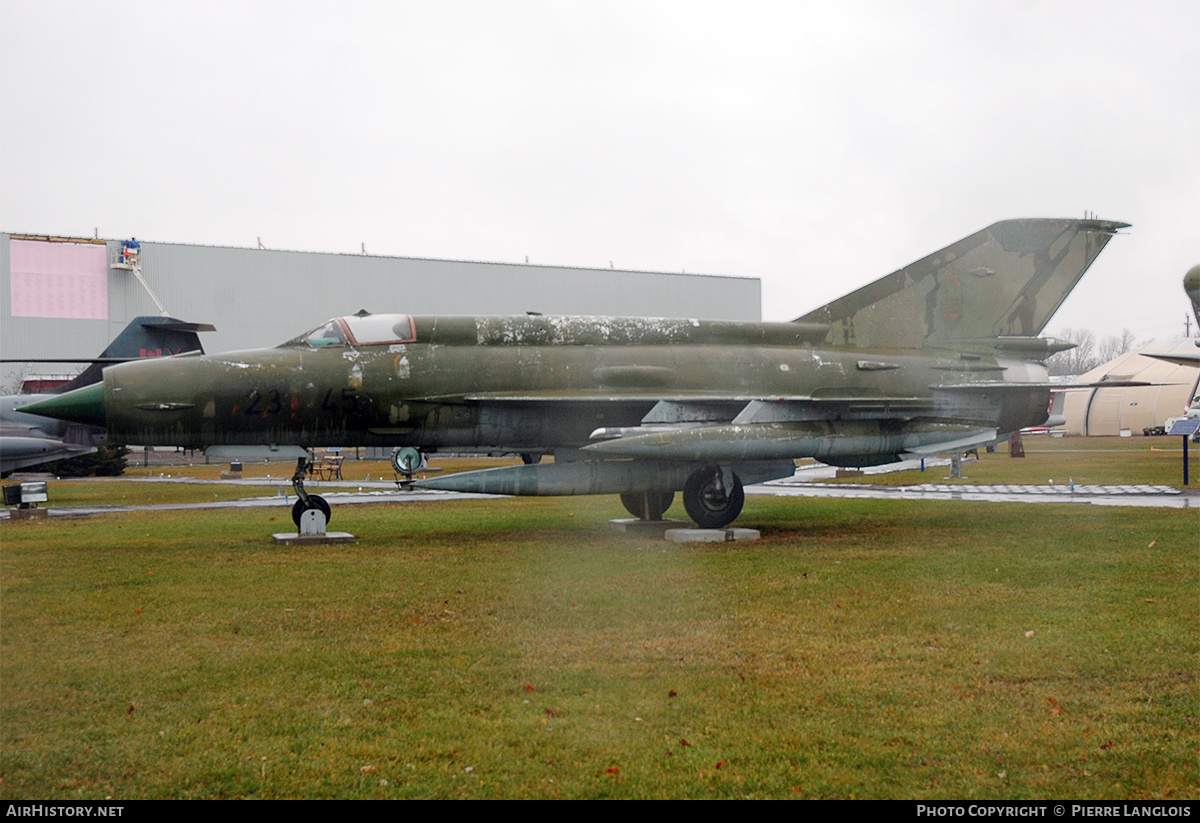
[1,317,212,475]
[26,218,1126,527]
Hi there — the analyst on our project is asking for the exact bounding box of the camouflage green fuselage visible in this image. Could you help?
[97,314,1049,453]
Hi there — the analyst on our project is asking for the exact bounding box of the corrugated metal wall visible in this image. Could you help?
[3,233,761,377]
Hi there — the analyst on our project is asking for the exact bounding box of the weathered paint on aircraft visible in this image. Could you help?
[24,218,1127,526]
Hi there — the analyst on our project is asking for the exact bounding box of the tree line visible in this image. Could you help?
[1044,328,1138,376]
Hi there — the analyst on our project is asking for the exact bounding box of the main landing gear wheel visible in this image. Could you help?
[620,491,675,520]
[683,467,744,529]
[292,494,331,528]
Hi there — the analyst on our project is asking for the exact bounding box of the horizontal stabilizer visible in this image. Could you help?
[1141,349,1200,367]
[945,336,1077,358]
[938,379,1160,391]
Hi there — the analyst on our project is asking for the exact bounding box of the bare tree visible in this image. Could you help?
[1096,328,1136,364]
[1046,327,1097,376]
[1046,327,1138,376]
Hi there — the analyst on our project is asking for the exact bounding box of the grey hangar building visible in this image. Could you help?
[2,231,762,389]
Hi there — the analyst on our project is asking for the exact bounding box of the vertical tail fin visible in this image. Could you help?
[796,218,1128,351]
[60,317,215,391]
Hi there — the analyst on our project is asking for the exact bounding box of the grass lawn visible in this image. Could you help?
[22,436,1197,511]
[1,490,1195,799]
[21,456,528,508]
[812,435,1198,488]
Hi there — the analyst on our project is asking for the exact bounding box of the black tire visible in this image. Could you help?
[292,494,332,528]
[520,453,543,465]
[682,468,744,528]
[619,491,675,520]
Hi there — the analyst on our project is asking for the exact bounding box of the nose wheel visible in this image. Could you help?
[291,457,332,528]
[682,467,744,528]
[291,494,331,528]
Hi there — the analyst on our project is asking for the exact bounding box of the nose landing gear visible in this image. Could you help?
[291,457,331,529]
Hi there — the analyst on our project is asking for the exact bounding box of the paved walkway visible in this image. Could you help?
[4,458,1195,518]
[752,479,1194,508]
[0,486,497,519]
[753,458,1194,508]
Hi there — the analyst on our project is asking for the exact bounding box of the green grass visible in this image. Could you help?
[22,480,289,508]
[1,494,1196,799]
[15,437,1194,511]
[102,455,527,482]
[14,456,527,508]
[817,435,1198,488]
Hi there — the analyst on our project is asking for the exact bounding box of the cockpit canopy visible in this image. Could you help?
[287,314,416,348]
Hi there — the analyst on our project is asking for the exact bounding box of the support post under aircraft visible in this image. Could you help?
[23,218,1127,527]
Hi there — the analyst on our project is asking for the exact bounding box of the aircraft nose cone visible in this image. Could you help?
[20,383,107,428]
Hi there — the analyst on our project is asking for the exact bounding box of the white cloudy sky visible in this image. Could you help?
[2,0,1197,342]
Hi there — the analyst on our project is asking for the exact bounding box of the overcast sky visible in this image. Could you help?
[2,0,1197,343]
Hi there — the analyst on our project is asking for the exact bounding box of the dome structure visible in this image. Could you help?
[1062,338,1200,435]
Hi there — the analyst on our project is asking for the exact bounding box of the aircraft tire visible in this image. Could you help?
[619,491,675,520]
[292,494,332,528]
[683,468,744,529]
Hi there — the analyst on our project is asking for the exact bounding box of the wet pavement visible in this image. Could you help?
[4,455,1195,519]
[0,475,496,519]
[751,457,1196,508]
[753,478,1194,508]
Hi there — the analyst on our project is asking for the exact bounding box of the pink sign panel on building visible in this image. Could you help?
[9,238,108,319]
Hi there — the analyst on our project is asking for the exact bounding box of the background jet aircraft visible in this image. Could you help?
[1139,265,1200,368]
[1186,264,1200,351]
[1,317,213,475]
[25,218,1125,526]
